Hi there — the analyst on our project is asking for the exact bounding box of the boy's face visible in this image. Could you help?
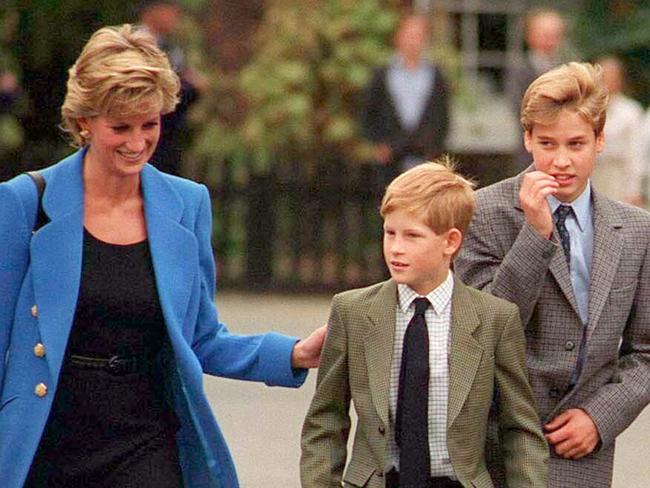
[383,209,461,296]
[525,109,605,203]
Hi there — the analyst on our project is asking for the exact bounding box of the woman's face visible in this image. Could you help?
[80,111,161,177]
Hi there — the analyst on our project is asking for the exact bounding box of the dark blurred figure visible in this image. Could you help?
[511,9,567,171]
[361,14,449,186]
[0,70,25,182]
[138,0,207,176]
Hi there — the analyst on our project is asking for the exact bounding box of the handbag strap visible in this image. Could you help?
[26,170,50,232]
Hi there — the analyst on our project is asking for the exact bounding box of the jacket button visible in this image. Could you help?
[549,387,561,399]
[31,305,38,318]
[565,341,575,351]
[378,426,386,435]
[376,471,384,478]
[34,343,46,358]
[34,383,48,397]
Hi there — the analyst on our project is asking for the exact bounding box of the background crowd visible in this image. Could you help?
[1,0,650,292]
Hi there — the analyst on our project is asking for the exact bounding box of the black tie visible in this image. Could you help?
[396,297,430,487]
[555,205,572,269]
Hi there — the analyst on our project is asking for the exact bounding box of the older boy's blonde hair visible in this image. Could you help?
[61,24,180,146]
[521,62,608,135]
[380,156,476,235]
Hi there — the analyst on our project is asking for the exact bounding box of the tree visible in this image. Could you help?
[572,1,650,105]
[191,0,401,181]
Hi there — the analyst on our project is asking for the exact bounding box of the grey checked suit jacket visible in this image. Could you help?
[456,172,650,488]
[300,278,548,488]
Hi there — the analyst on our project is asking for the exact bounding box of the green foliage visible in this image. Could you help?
[192,0,401,182]
[571,1,650,105]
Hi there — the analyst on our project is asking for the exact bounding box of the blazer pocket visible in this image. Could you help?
[609,281,636,294]
[343,458,376,487]
[471,469,495,488]
[0,394,19,412]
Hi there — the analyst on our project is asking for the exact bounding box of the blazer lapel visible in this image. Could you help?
[364,280,398,428]
[141,165,197,338]
[587,192,623,334]
[512,172,581,318]
[447,279,483,428]
[31,151,85,383]
[547,227,581,318]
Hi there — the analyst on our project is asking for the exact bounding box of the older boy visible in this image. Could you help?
[456,62,650,488]
[301,160,548,488]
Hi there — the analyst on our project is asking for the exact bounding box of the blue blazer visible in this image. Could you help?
[0,149,306,487]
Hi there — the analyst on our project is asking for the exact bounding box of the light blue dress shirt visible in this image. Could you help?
[547,184,593,324]
[386,55,434,133]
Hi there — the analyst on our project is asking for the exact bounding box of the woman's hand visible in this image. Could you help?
[291,325,327,369]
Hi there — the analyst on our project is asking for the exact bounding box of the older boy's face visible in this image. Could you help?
[383,209,458,295]
[525,109,604,203]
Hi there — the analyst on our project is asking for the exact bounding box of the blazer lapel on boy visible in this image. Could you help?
[447,280,483,428]
[364,280,399,429]
[587,193,623,337]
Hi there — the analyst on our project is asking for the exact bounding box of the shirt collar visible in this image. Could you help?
[390,54,427,72]
[397,270,453,315]
[547,183,592,232]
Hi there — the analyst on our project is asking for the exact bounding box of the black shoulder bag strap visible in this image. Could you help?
[26,171,50,232]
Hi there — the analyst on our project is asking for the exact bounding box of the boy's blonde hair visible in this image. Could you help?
[521,62,608,135]
[61,24,180,146]
[380,156,476,235]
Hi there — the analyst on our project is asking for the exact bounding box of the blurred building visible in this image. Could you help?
[422,1,577,175]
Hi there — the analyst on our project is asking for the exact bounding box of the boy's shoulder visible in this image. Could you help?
[454,279,519,318]
[333,279,393,309]
[597,192,650,226]
[475,173,521,207]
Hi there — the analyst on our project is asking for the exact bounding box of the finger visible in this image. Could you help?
[523,171,559,186]
[545,427,571,446]
[560,441,592,460]
[551,437,577,456]
[564,447,588,460]
[545,411,572,431]
[521,180,559,202]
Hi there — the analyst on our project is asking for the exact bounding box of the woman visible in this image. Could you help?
[0,24,324,488]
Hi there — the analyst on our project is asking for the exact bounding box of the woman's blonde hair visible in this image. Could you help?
[380,155,476,235]
[61,24,180,146]
[521,62,608,135]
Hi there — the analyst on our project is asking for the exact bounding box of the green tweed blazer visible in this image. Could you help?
[300,277,548,488]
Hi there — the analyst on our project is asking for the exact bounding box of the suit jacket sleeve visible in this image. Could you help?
[190,185,307,387]
[426,67,450,155]
[0,183,32,394]
[300,294,351,488]
[495,304,549,487]
[455,195,560,325]
[360,67,388,144]
[579,243,650,447]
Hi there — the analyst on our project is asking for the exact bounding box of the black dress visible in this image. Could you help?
[25,229,183,488]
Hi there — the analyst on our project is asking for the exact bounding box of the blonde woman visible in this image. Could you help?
[0,24,324,488]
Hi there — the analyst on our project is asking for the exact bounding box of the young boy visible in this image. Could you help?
[456,62,650,488]
[300,160,548,488]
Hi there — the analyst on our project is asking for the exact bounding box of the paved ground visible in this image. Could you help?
[209,291,649,487]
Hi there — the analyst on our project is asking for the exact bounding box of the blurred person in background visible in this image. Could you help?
[512,8,568,171]
[138,0,207,176]
[0,24,324,488]
[361,13,450,186]
[590,56,646,206]
[0,70,20,114]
